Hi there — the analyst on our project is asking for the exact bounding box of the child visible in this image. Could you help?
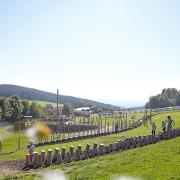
[162,120,166,133]
[167,116,175,132]
[28,140,35,165]
[152,122,157,137]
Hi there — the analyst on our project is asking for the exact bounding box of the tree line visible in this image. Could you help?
[0,95,46,122]
[145,88,180,109]
[0,95,74,123]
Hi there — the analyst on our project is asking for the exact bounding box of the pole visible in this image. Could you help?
[57,89,59,115]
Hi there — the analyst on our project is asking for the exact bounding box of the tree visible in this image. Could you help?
[175,92,180,106]
[0,97,6,121]
[161,88,178,99]
[21,100,30,116]
[44,104,56,116]
[45,104,53,110]
[9,95,22,122]
[62,104,71,115]
[146,88,180,109]
[0,96,13,122]
[29,102,44,118]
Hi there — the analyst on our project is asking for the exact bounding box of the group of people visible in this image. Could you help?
[152,116,175,136]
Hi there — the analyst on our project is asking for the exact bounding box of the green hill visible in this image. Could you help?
[0,84,117,109]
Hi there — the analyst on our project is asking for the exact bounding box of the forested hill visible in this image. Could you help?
[0,84,116,109]
[145,88,180,109]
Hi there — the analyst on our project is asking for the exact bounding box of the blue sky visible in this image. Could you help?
[0,0,179,106]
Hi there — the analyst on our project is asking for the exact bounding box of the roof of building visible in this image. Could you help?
[73,107,91,112]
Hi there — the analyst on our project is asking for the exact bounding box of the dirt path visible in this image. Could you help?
[0,159,25,177]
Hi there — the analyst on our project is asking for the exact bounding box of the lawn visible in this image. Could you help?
[4,136,180,180]
[28,100,63,108]
[0,110,179,163]
[0,110,180,180]
[0,111,144,160]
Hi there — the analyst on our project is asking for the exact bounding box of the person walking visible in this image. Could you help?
[152,122,157,137]
[162,120,166,133]
[167,116,175,132]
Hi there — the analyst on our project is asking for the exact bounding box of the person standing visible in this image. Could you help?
[167,116,175,132]
[28,140,35,165]
[152,122,157,137]
[162,120,166,133]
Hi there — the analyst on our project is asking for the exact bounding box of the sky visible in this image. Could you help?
[0,0,180,107]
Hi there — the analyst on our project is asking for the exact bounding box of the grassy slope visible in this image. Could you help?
[1,110,180,179]
[0,111,179,162]
[0,112,144,161]
[28,100,63,107]
[6,137,180,180]
[51,137,180,180]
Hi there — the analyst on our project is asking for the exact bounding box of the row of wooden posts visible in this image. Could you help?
[40,110,150,143]
[25,128,180,168]
[35,118,140,147]
[36,110,156,146]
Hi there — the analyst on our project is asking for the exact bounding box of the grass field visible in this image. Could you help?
[0,110,180,179]
[28,100,63,108]
[7,137,180,180]
[0,112,145,161]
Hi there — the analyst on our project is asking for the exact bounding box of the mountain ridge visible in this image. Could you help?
[0,84,118,109]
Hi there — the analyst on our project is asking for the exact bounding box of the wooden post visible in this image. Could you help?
[69,146,74,157]
[68,122,70,138]
[63,117,66,139]
[121,120,123,129]
[150,109,152,123]
[91,117,93,135]
[105,114,107,132]
[59,117,61,139]
[88,117,90,135]
[25,154,30,166]
[101,115,103,133]
[112,121,114,132]
[33,151,38,166]
[18,124,21,150]
[61,147,66,160]
[41,150,46,163]
[47,149,52,165]
[74,117,76,137]
[83,117,85,136]
[79,117,81,136]
[96,116,98,134]
[77,145,82,154]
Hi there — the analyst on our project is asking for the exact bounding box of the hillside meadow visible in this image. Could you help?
[0,110,180,179]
